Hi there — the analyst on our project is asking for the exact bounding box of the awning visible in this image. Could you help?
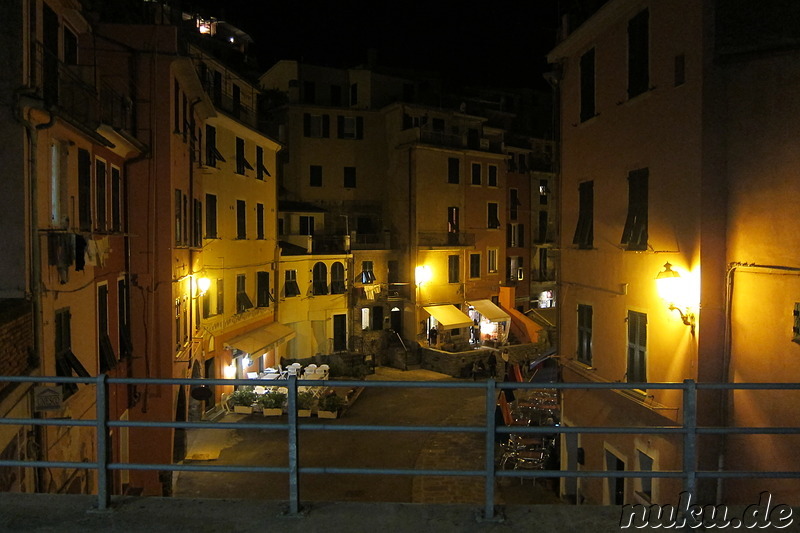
[423,305,473,330]
[468,300,510,322]
[226,322,296,357]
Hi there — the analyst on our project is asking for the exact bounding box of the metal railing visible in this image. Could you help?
[0,376,799,521]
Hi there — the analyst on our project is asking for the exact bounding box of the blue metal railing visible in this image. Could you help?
[0,375,799,521]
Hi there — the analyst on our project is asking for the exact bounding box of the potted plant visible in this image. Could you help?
[317,390,345,419]
[258,391,286,416]
[296,390,315,417]
[230,388,258,415]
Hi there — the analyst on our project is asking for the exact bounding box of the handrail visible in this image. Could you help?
[0,375,799,520]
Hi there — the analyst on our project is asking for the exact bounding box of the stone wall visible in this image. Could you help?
[420,343,547,379]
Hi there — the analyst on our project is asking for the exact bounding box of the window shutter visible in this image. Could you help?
[356,116,364,139]
[337,115,344,138]
[507,224,512,247]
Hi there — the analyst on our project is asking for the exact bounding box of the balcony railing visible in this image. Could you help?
[1,375,798,522]
[418,131,502,154]
[30,42,98,128]
[418,232,475,247]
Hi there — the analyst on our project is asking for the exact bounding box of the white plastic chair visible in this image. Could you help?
[254,386,266,395]
[220,392,233,414]
[316,364,330,380]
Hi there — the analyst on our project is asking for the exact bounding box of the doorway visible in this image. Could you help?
[605,449,625,505]
[333,314,347,351]
[390,306,402,332]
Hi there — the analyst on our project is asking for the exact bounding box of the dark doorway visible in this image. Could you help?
[605,449,625,505]
[173,386,187,462]
[390,306,402,332]
[333,314,347,351]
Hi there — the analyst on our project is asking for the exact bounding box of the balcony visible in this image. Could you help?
[417,130,502,154]
[350,231,392,250]
[30,42,98,128]
[418,232,475,247]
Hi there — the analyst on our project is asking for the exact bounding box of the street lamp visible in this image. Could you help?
[655,262,696,335]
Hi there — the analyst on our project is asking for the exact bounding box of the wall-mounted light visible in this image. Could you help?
[197,276,211,296]
[655,262,696,335]
[415,265,432,287]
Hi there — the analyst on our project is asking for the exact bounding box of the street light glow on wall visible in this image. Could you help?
[655,262,696,335]
[415,265,432,286]
[197,276,211,296]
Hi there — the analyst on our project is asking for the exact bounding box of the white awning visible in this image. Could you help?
[423,305,473,330]
[468,300,510,322]
[226,322,295,357]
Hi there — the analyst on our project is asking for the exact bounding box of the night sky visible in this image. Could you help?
[186,0,566,89]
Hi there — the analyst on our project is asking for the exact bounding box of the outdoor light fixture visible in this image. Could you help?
[415,265,432,286]
[655,262,696,335]
[197,276,211,296]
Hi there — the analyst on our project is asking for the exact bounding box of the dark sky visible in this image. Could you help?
[186,0,563,89]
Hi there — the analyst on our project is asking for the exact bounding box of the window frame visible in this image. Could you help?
[312,262,329,295]
[471,162,481,185]
[487,202,500,229]
[284,270,301,297]
[447,254,460,284]
[469,253,481,279]
[236,273,254,314]
[447,157,460,184]
[627,310,647,386]
[620,169,648,251]
[574,180,594,249]
[577,304,593,366]
[236,199,247,239]
[580,47,596,122]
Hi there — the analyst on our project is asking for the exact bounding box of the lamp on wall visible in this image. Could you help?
[655,262,696,335]
[415,265,432,287]
[197,276,211,296]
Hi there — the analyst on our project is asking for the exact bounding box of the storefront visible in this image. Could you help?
[467,299,510,344]
[422,304,473,346]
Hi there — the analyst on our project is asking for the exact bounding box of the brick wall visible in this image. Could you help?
[0,301,34,378]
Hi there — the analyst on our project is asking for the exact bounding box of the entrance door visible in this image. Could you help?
[390,306,402,332]
[605,449,625,505]
[333,314,347,352]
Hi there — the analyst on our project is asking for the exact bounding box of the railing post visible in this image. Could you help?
[483,378,497,521]
[287,375,300,514]
[683,379,697,498]
[96,373,110,510]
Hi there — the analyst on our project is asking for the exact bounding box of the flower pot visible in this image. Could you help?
[317,410,338,419]
[233,405,253,415]
[297,409,312,418]
[262,408,283,417]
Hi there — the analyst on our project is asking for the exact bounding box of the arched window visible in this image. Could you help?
[312,262,328,295]
[330,262,346,294]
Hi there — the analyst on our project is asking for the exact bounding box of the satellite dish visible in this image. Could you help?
[191,385,212,401]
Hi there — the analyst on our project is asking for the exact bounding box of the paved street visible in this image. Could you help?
[174,367,561,505]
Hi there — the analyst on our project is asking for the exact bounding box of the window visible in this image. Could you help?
[256,203,264,239]
[78,149,92,231]
[303,113,330,138]
[256,146,271,180]
[537,211,548,243]
[636,450,654,502]
[487,202,500,229]
[577,304,592,365]
[55,307,88,399]
[111,166,121,232]
[518,153,528,173]
[620,169,648,251]
[96,159,107,232]
[232,83,241,117]
[174,189,184,246]
[471,163,481,185]
[284,270,301,297]
[538,248,549,280]
[331,262,346,294]
[487,248,498,273]
[98,284,117,372]
[205,193,217,238]
[580,47,596,122]
[205,125,225,167]
[299,215,314,236]
[539,179,549,205]
[350,83,358,106]
[236,274,253,313]
[793,303,800,343]
[330,84,342,106]
[674,54,685,87]
[338,115,363,139]
[173,79,180,132]
[627,310,647,385]
[310,165,322,187]
[216,278,224,315]
[303,80,315,104]
[488,165,498,187]
[469,253,481,279]
[235,137,253,175]
[343,166,356,188]
[448,255,460,283]
[361,261,375,284]
[63,27,78,65]
[447,207,459,242]
[574,181,594,249]
[510,189,519,220]
[371,306,384,331]
[192,198,202,247]
[447,158,460,184]
[49,140,67,228]
[628,9,650,98]
[256,271,271,307]
[312,262,328,295]
[236,200,246,239]
[508,223,524,248]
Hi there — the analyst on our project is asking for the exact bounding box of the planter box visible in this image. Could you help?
[233,405,253,415]
[317,410,338,419]
[297,409,312,418]
[262,408,283,417]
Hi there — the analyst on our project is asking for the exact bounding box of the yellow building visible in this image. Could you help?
[549,0,800,506]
